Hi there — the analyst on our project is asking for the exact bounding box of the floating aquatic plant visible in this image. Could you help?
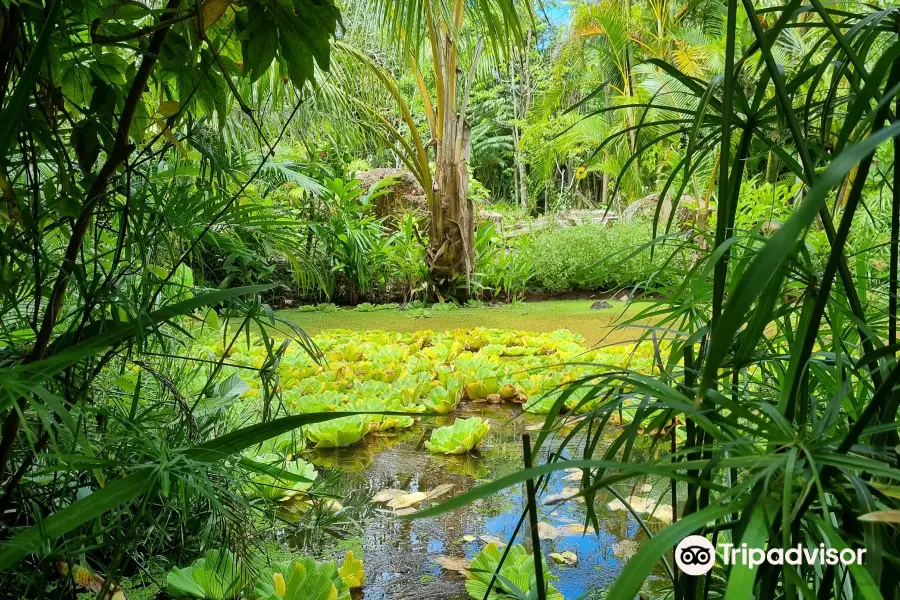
[425,417,490,454]
[166,550,250,600]
[464,543,562,600]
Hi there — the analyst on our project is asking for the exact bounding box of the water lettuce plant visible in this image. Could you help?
[337,551,365,588]
[253,557,350,600]
[425,417,490,454]
[243,453,317,501]
[304,415,370,448]
[422,385,461,414]
[167,550,250,600]
[464,543,562,600]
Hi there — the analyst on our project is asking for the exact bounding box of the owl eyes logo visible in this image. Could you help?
[675,535,716,575]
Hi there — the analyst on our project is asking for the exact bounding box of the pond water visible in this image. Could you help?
[289,403,672,599]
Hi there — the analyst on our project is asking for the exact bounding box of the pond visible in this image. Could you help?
[284,403,672,600]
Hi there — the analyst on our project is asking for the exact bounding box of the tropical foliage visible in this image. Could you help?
[5,0,900,598]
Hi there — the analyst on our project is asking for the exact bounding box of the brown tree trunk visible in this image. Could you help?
[426,34,480,298]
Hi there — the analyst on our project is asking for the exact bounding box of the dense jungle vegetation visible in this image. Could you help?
[2,0,900,599]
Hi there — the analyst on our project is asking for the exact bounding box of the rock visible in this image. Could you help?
[510,391,528,405]
[622,192,708,230]
[356,168,427,224]
[506,209,618,238]
[760,219,782,234]
[549,551,578,566]
[590,300,612,310]
[478,210,504,228]
[537,522,560,539]
[372,489,406,503]
[387,491,428,510]
[544,487,583,505]
[436,556,470,573]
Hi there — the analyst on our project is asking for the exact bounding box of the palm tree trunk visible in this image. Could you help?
[427,34,478,297]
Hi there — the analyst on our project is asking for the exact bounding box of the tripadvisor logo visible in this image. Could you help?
[675,536,867,575]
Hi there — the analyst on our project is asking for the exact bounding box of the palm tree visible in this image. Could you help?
[348,0,523,296]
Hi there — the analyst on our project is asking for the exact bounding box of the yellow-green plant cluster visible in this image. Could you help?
[210,328,662,450]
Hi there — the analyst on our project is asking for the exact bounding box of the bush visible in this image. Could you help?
[522,221,685,292]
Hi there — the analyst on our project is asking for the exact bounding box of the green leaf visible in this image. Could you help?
[723,504,770,600]
[424,417,490,455]
[0,285,275,404]
[0,0,61,167]
[185,411,407,462]
[279,24,315,89]
[0,471,155,570]
[700,121,900,394]
[464,543,562,600]
[238,9,279,83]
[604,502,740,600]
[241,454,317,500]
[167,550,249,600]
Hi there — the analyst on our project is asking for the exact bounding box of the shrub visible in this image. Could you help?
[521,220,685,291]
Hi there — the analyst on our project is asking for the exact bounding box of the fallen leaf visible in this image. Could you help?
[564,469,583,482]
[388,491,428,510]
[393,507,416,516]
[479,534,507,546]
[425,483,454,500]
[537,521,560,540]
[607,496,673,523]
[559,524,595,536]
[607,496,652,513]
[548,551,578,566]
[650,504,674,524]
[436,556,470,573]
[372,488,406,503]
[859,510,900,523]
[461,535,477,543]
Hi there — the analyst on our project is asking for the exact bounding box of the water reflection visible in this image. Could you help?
[285,404,668,599]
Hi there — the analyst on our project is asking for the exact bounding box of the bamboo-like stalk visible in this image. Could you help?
[522,434,547,600]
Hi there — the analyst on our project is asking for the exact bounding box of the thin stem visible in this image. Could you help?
[522,434,547,600]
